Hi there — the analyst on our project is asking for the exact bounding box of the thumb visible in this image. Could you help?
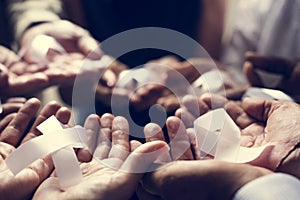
[243,61,263,87]
[78,35,102,60]
[245,51,294,78]
[120,141,170,174]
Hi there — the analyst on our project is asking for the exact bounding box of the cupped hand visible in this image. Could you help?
[33,114,169,200]
[0,98,71,200]
[21,20,102,63]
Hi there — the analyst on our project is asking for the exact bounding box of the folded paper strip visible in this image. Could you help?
[194,109,268,163]
[5,116,87,190]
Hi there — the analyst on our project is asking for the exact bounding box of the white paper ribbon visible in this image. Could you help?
[22,34,66,65]
[194,109,268,163]
[243,87,294,102]
[117,68,163,90]
[5,116,87,190]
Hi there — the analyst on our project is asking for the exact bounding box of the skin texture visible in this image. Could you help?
[176,93,300,177]
[0,98,71,200]
[0,45,102,97]
[243,52,300,95]
[0,98,26,121]
[139,160,271,200]
[139,106,272,200]
[21,20,102,62]
[33,114,169,200]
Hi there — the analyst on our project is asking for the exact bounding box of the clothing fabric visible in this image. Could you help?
[7,0,63,42]
[221,0,300,84]
[233,173,300,200]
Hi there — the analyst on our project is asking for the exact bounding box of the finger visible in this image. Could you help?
[120,140,169,176]
[55,107,71,125]
[245,52,295,78]
[200,93,228,109]
[130,140,142,152]
[225,101,254,129]
[78,35,102,60]
[0,142,15,159]
[1,102,24,117]
[7,73,49,96]
[78,114,100,162]
[5,97,27,103]
[166,117,193,160]
[0,113,16,133]
[243,61,263,87]
[186,128,201,160]
[131,84,164,111]
[21,101,61,144]
[93,113,114,159]
[103,141,168,200]
[175,108,196,128]
[101,69,118,88]
[8,62,28,75]
[144,123,166,142]
[182,95,210,118]
[0,98,40,146]
[242,98,273,122]
[157,94,180,113]
[108,116,130,161]
[225,85,250,100]
[14,155,54,200]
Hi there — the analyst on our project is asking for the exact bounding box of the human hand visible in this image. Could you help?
[139,160,271,200]
[232,98,300,178]
[243,52,300,95]
[0,46,50,97]
[95,57,129,107]
[178,93,300,177]
[21,20,102,63]
[0,97,26,120]
[129,56,181,112]
[144,115,198,161]
[33,114,169,200]
[0,98,71,200]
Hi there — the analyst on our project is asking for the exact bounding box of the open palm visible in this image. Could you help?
[33,114,168,200]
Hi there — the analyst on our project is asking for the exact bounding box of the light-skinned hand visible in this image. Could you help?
[33,114,169,200]
[0,98,71,200]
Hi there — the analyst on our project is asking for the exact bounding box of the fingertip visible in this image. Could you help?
[27,97,41,104]
[245,51,256,59]
[112,116,129,132]
[166,116,181,134]
[174,108,182,118]
[130,140,142,151]
[144,123,162,137]
[100,113,114,128]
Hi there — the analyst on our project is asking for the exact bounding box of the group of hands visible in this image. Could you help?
[1,19,300,199]
[1,19,300,112]
[1,91,300,200]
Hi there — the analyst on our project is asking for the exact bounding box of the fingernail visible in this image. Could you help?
[144,123,161,136]
[113,116,129,132]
